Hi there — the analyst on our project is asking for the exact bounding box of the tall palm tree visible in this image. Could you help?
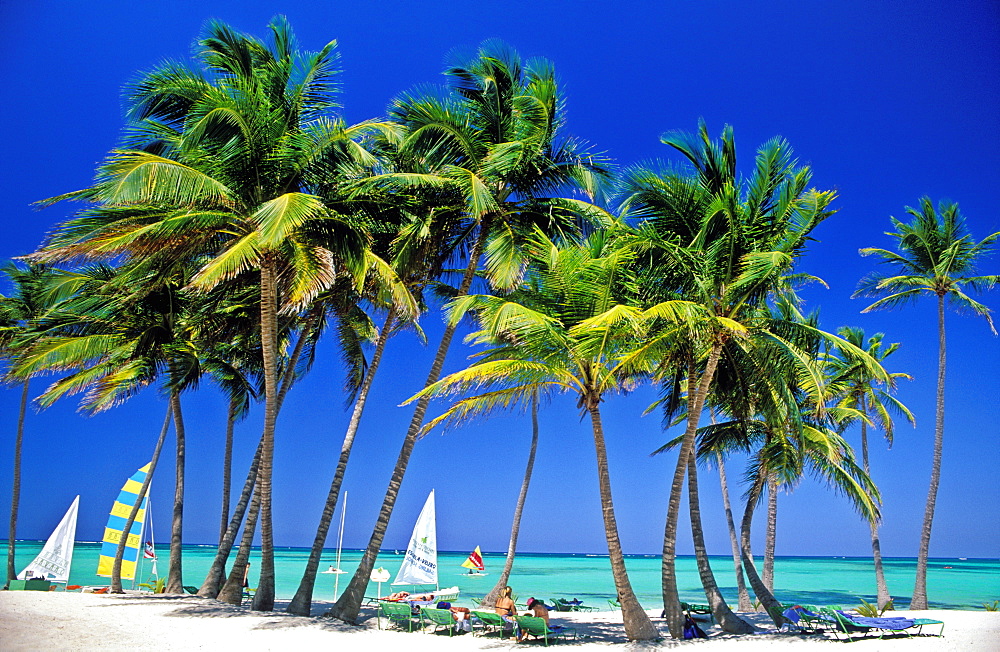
[0,262,59,586]
[827,327,914,608]
[32,18,386,610]
[617,122,865,636]
[409,231,666,640]
[855,197,998,609]
[328,40,611,624]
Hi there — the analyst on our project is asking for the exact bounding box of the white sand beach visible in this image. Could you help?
[2,592,997,651]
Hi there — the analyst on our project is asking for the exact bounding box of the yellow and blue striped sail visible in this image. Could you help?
[96,463,150,579]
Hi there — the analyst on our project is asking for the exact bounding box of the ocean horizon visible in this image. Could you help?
[8,540,997,610]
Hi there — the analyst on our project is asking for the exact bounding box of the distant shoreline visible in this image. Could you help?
[6,540,995,560]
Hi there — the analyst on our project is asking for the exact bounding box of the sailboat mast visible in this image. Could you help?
[334,491,347,599]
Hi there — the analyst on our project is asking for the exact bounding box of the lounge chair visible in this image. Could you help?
[781,604,837,632]
[681,601,714,625]
[608,599,620,610]
[378,601,419,632]
[555,598,596,612]
[183,586,199,594]
[822,608,944,641]
[420,607,458,635]
[516,616,576,646]
[550,598,574,612]
[470,610,514,638]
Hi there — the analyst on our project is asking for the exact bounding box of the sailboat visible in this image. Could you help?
[392,490,459,600]
[320,490,348,600]
[461,545,487,577]
[17,495,79,585]
[97,462,153,585]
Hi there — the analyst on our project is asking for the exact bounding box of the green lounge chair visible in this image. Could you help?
[549,598,574,612]
[420,607,457,635]
[470,610,514,638]
[516,616,576,646]
[608,599,620,611]
[681,601,714,626]
[822,608,943,642]
[555,598,596,612]
[378,601,419,632]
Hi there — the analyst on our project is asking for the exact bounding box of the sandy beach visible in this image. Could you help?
[2,592,997,651]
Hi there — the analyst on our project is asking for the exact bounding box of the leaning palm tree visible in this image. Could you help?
[408,231,666,641]
[827,327,914,608]
[481,390,540,608]
[855,198,998,609]
[327,40,611,624]
[617,122,872,636]
[8,263,202,592]
[0,262,60,586]
[31,18,386,610]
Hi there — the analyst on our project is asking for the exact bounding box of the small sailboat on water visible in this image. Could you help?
[392,489,459,600]
[17,495,79,586]
[461,545,487,577]
[97,462,154,587]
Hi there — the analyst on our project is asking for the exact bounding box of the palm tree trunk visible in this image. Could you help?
[165,391,186,594]
[111,405,172,593]
[198,439,262,597]
[252,257,280,612]
[588,403,659,641]
[687,450,753,633]
[763,475,777,594]
[739,473,785,627]
[5,379,29,585]
[860,420,891,609]
[662,343,723,638]
[716,450,752,611]
[201,319,308,600]
[328,227,489,624]
[482,390,539,608]
[218,397,236,546]
[218,473,262,605]
[286,306,398,616]
[911,294,946,610]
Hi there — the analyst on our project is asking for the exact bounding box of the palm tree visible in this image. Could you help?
[855,197,998,609]
[409,231,665,640]
[617,122,862,636]
[827,326,913,608]
[10,263,215,592]
[327,40,611,624]
[0,262,59,586]
[32,18,385,609]
[481,390,540,608]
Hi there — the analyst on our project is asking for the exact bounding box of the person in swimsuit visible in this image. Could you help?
[495,586,516,619]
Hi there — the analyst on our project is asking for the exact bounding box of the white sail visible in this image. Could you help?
[393,490,437,586]
[18,496,79,583]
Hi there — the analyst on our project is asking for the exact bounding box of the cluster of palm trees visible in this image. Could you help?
[2,18,996,640]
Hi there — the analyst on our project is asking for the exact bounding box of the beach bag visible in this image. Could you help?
[683,614,707,639]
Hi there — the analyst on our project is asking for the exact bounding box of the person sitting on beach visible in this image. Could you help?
[495,586,516,620]
[525,598,551,624]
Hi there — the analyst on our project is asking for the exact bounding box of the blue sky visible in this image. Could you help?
[1,1,998,562]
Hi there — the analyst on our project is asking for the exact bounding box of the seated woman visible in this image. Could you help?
[495,586,517,621]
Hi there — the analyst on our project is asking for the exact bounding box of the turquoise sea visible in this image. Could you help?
[7,541,998,610]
